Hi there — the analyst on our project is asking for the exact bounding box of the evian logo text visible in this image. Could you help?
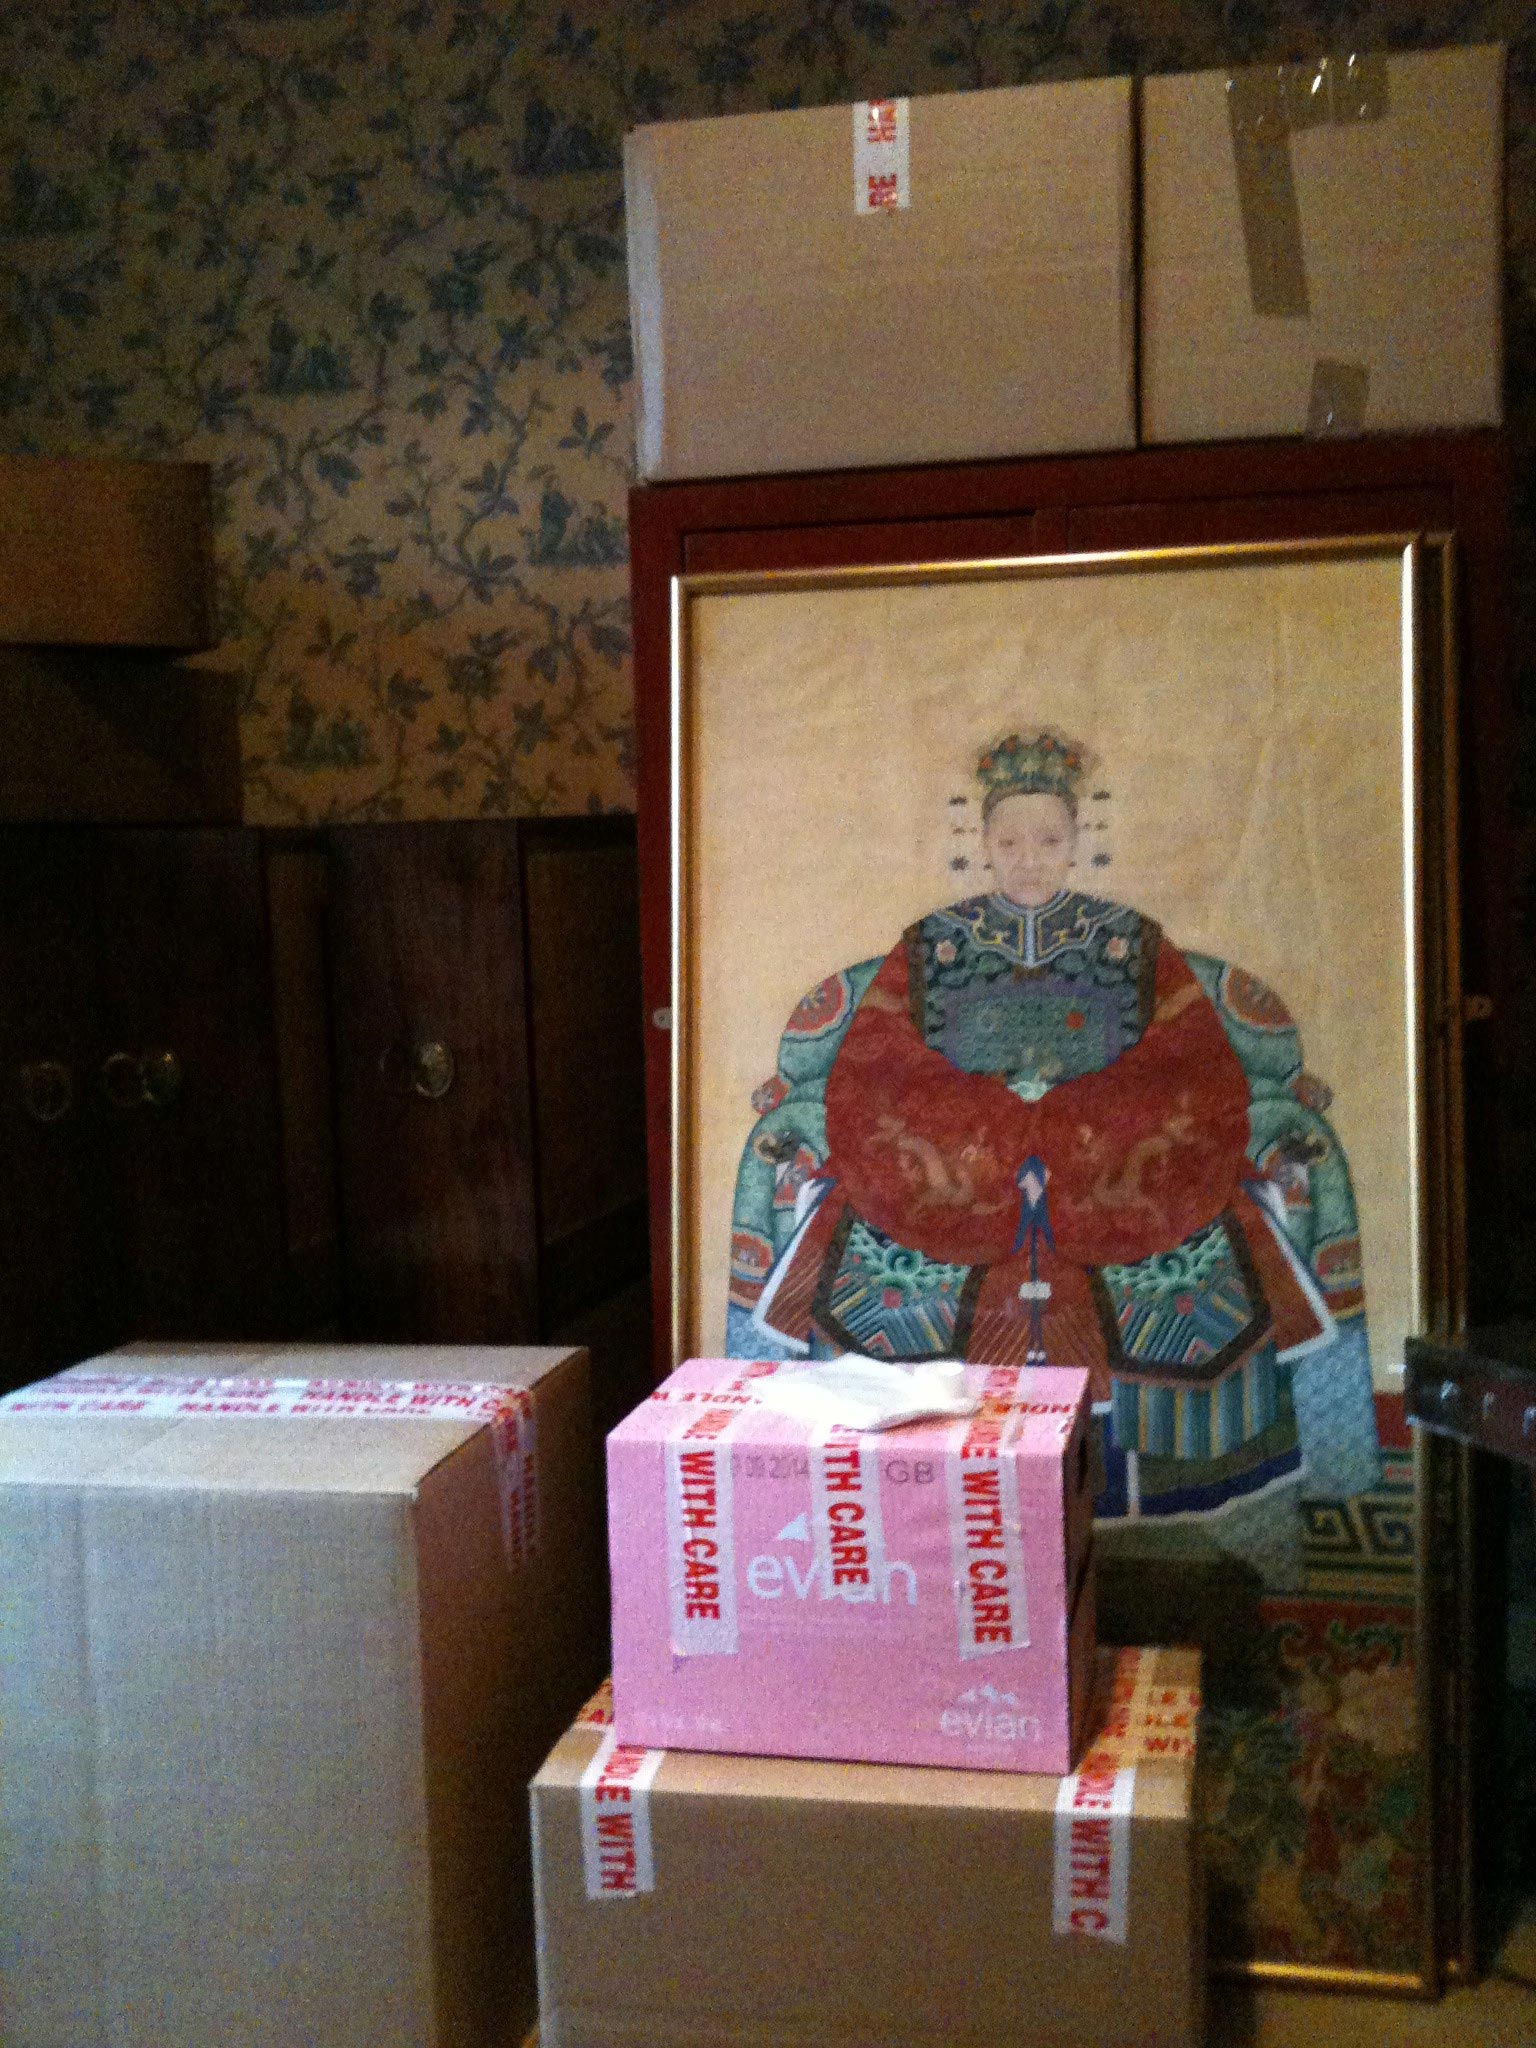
[939,1680,1042,1745]
[747,1499,917,1607]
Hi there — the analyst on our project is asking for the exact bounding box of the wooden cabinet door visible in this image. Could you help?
[92,829,293,1338]
[0,831,121,1387]
[326,820,649,1347]
[0,825,330,1377]
[522,820,648,1329]
[327,822,541,1341]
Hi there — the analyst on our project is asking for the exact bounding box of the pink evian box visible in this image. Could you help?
[608,1360,1096,1773]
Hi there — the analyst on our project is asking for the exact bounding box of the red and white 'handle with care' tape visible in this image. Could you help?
[0,1368,541,1567]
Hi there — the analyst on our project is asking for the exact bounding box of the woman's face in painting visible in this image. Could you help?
[984,791,1077,907]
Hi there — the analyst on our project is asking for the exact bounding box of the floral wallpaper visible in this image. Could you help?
[0,0,1531,825]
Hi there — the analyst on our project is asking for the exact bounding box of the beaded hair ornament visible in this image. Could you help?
[976,730,1091,818]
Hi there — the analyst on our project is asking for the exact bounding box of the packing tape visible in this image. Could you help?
[1079,1648,1202,1770]
[1225,52,1390,318]
[853,97,909,214]
[810,1424,892,1606]
[577,1679,615,1727]
[664,1402,744,1658]
[1053,1766,1136,1942]
[0,1369,541,1565]
[1226,68,1309,316]
[946,1399,1031,1658]
[1306,357,1370,435]
[579,1729,665,1900]
[643,1362,779,1410]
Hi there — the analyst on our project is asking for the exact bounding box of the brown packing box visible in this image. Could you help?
[0,453,215,649]
[0,1343,603,2048]
[531,1646,1203,2048]
[625,79,1135,479]
[0,647,241,824]
[1141,43,1504,442]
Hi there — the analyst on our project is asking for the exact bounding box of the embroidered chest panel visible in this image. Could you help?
[908,892,1158,1087]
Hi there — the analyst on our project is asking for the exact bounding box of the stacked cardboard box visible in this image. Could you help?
[529,1356,1203,2045]
[625,79,1137,478]
[0,1343,602,2048]
[605,1357,1098,1773]
[625,44,1503,470]
[1141,44,1504,441]
[533,1646,1204,2048]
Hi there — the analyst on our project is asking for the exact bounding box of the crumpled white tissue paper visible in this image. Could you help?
[751,1355,979,1433]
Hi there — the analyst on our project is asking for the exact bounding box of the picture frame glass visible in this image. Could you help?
[672,539,1458,1988]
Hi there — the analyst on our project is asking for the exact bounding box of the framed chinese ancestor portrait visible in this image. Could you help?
[665,533,1469,1991]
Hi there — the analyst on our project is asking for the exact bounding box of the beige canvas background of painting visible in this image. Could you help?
[683,550,1418,1384]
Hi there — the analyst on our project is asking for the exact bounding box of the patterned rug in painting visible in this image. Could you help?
[1191,1418,1424,1975]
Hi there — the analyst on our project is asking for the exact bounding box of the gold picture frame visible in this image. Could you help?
[668,536,1468,1991]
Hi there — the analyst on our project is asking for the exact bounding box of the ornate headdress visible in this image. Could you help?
[976,729,1089,815]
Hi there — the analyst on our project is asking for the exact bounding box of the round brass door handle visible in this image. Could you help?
[101,1051,146,1110]
[100,1049,184,1111]
[18,1059,74,1124]
[408,1040,455,1101]
[140,1047,183,1109]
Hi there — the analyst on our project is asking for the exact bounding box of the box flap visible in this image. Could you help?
[417,1339,600,2044]
[632,79,1129,263]
[611,1359,1089,1458]
[114,1338,572,1391]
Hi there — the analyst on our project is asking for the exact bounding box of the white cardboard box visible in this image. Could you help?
[0,1343,601,2048]
[625,78,1136,478]
[1141,44,1504,442]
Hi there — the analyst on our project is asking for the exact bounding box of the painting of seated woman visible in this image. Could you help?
[725,729,1380,1587]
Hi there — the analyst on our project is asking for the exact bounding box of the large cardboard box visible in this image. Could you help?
[0,1344,602,2048]
[1142,44,1504,442]
[608,1359,1096,1773]
[532,1646,1203,2048]
[625,79,1136,478]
